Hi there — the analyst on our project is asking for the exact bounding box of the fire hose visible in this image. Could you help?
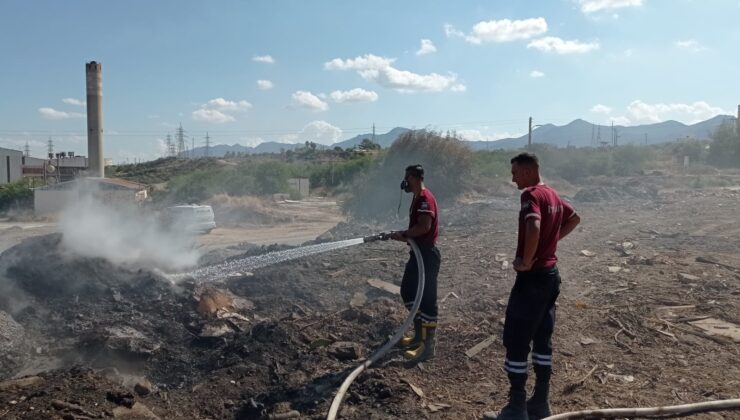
[326,233,425,420]
[542,398,740,419]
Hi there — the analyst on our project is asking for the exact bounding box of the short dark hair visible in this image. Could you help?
[405,164,424,179]
[510,152,539,167]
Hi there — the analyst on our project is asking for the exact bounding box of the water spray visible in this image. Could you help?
[173,232,395,283]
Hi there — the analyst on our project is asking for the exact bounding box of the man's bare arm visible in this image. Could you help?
[521,218,540,264]
[559,213,580,240]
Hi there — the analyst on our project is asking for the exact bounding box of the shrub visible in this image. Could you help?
[0,179,37,212]
[343,130,472,220]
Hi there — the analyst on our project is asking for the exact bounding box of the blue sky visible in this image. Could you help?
[0,0,738,162]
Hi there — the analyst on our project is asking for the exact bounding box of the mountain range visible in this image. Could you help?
[189,115,736,157]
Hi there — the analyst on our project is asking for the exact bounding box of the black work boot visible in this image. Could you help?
[483,373,529,420]
[398,316,422,349]
[527,366,552,420]
[403,324,435,362]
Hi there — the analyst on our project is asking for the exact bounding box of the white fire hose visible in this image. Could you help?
[326,237,425,420]
[542,399,740,419]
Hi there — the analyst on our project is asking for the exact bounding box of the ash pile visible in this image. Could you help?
[0,232,406,419]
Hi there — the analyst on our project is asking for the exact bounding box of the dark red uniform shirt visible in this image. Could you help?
[409,188,439,247]
[516,184,576,269]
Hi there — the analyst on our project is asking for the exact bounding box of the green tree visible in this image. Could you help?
[707,122,740,168]
[359,138,381,151]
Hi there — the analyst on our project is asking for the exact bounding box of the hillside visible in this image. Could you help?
[187,115,735,157]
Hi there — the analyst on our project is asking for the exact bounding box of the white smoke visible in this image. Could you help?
[59,195,200,272]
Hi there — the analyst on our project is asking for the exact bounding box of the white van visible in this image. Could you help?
[162,205,216,234]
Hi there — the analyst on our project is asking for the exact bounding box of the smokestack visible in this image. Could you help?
[86,61,104,177]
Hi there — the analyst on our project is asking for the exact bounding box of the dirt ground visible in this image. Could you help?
[1,177,739,419]
[198,199,345,250]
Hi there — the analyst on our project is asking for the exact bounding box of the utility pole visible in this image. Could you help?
[590,124,595,147]
[191,136,195,159]
[205,132,211,157]
[644,133,648,145]
[611,121,615,147]
[24,140,30,158]
[371,123,376,144]
[47,137,54,158]
[528,117,533,148]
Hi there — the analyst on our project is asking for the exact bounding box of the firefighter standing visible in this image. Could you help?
[390,164,441,363]
[485,153,581,420]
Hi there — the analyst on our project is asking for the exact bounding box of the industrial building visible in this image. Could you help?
[33,177,148,216]
[22,153,88,182]
[0,147,23,185]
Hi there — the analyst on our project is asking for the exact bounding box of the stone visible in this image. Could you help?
[328,341,363,361]
[112,402,161,419]
[102,326,160,357]
[134,379,153,396]
[678,273,701,282]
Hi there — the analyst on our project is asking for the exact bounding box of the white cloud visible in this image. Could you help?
[579,0,643,14]
[202,98,252,112]
[625,100,729,124]
[191,98,251,123]
[609,116,631,125]
[465,18,548,44]
[369,67,459,92]
[450,84,467,92]
[300,120,343,144]
[527,37,600,54]
[278,121,343,145]
[457,129,515,141]
[416,39,437,56]
[324,54,395,71]
[291,91,329,111]
[253,55,275,64]
[191,109,235,123]
[257,79,274,90]
[598,100,730,126]
[38,107,85,120]
[62,98,85,106]
[240,137,266,147]
[330,88,379,103]
[530,70,545,78]
[590,104,612,114]
[675,39,707,53]
[444,23,465,38]
[325,54,461,93]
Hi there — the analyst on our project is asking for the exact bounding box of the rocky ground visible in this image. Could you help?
[0,176,739,419]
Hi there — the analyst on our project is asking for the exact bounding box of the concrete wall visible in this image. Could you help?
[34,189,142,216]
[288,178,309,198]
[0,148,23,185]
